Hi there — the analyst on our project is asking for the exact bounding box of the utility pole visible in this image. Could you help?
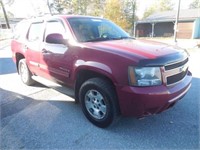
[174,0,181,42]
[0,0,10,29]
[132,0,136,37]
[47,0,53,15]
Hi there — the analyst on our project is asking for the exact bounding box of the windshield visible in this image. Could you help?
[67,17,131,42]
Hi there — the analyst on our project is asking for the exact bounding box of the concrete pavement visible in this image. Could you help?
[0,40,199,149]
[0,39,11,50]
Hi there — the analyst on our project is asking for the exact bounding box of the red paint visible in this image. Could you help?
[11,15,192,117]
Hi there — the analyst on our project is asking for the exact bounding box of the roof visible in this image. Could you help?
[137,9,200,23]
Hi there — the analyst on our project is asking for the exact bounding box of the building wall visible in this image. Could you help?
[193,18,200,39]
[177,22,194,39]
[154,22,174,37]
[136,21,195,39]
[136,23,152,37]
[136,22,174,37]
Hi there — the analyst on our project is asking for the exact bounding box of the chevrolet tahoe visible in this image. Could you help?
[11,15,192,128]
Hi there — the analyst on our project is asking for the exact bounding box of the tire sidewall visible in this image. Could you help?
[18,59,33,85]
[80,80,114,127]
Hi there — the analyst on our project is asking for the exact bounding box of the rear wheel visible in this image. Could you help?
[79,78,119,128]
[18,59,35,85]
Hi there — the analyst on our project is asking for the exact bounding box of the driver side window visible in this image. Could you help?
[45,21,66,42]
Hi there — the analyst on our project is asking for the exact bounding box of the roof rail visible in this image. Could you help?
[27,13,53,19]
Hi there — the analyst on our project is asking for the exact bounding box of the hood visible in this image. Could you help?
[83,39,188,66]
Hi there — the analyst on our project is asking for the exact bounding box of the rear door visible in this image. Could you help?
[26,21,45,75]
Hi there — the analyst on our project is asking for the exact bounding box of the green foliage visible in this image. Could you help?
[159,0,174,11]
[143,0,174,19]
[49,0,72,14]
[71,0,90,15]
[189,0,200,9]
[49,0,137,30]
[89,0,105,16]
[104,0,131,30]
[0,0,14,17]
[1,0,14,6]
[123,0,137,27]
[143,6,156,19]
[50,0,105,15]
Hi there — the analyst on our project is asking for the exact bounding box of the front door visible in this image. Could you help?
[39,20,71,83]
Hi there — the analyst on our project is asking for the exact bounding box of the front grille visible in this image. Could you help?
[165,58,188,70]
[166,68,188,85]
[163,58,189,85]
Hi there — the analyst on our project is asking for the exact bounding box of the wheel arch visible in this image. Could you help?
[15,52,25,73]
[74,65,119,108]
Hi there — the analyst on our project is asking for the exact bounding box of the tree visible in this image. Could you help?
[123,0,137,27]
[143,6,156,19]
[159,0,174,11]
[0,0,10,28]
[189,0,200,9]
[48,0,72,14]
[49,0,92,15]
[0,7,13,17]
[143,0,174,18]
[71,0,90,15]
[104,0,130,30]
[88,0,105,16]
[48,0,134,30]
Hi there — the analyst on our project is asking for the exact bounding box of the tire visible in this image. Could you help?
[79,78,119,128]
[18,59,35,86]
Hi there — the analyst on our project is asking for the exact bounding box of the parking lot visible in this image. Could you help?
[0,41,199,149]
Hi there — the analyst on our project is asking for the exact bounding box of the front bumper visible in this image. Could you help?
[116,71,192,117]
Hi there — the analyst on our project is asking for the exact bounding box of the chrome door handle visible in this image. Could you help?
[24,45,28,51]
[42,49,49,53]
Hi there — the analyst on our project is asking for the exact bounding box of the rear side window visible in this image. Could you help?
[13,21,30,40]
[27,22,44,41]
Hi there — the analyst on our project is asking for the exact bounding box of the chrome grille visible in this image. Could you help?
[164,58,188,70]
[163,58,189,85]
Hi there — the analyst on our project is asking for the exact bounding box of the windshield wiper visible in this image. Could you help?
[85,36,134,42]
[85,37,110,42]
[111,37,135,40]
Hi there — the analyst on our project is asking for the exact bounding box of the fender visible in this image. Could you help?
[74,59,117,84]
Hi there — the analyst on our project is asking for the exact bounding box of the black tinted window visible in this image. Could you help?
[67,18,130,42]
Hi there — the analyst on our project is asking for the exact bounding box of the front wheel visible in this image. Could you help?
[18,59,35,86]
[79,78,119,128]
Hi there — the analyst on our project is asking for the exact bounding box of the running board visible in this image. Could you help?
[32,76,75,99]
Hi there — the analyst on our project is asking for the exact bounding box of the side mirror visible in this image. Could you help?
[46,33,66,45]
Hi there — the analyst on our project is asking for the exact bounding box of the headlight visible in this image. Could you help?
[128,66,162,86]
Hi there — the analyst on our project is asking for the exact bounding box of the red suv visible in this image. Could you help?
[11,15,192,128]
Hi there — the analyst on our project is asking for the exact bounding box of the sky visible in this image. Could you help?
[136,0,192,18]
[5,0,49,18]
[3,0,193,18]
